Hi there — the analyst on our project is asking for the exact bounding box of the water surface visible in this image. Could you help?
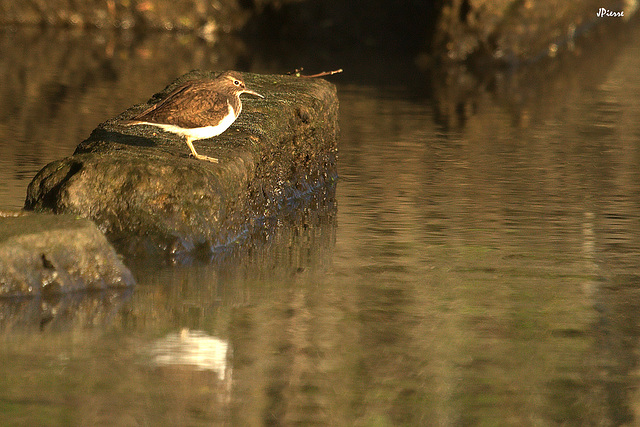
[1,25,640,425]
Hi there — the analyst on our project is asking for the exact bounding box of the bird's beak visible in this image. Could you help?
[243,89,264,98]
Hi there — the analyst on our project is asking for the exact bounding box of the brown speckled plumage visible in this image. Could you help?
[125,71,263,163]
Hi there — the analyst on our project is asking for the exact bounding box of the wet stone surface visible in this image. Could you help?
[0,212,135,297]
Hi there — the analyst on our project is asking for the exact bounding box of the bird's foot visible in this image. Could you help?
[191,153,219,163]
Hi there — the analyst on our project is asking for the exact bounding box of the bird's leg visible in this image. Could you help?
[185,137,218,163]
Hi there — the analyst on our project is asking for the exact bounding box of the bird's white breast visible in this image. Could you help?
[135,101,238,141]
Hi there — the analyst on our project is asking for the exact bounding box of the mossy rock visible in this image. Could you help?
[25,71,339,258]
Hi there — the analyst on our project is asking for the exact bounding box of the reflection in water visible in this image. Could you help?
[149,329,230,381]
[0,289,134,332]
[2,23,640,425]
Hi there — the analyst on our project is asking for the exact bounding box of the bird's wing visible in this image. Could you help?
[131,80,229,128]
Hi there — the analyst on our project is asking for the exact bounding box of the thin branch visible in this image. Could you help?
[287,68,344,78]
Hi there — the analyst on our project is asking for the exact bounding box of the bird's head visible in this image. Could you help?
[220,72,264,98]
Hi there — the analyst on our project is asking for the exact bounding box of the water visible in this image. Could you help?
[2,24,640,425]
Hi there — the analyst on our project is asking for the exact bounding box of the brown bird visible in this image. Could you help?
[125,71,264,163]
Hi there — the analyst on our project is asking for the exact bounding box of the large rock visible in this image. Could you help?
[25,71,339,258]
[431,0,634,63]
[0,212,134,297]
[0,0,251,36]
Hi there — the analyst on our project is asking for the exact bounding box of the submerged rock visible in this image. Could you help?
[0,212,134,297]
[25,71,339,258]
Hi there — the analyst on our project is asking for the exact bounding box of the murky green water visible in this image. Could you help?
[2,24,640,425]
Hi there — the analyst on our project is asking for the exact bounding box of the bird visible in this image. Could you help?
[124,71,264,163]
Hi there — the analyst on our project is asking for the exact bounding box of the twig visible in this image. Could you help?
[287,68,343,78]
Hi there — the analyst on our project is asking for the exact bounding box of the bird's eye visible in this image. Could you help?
[233,80,240,86]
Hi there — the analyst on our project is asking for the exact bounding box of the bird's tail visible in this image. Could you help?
[121,120,146,127]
